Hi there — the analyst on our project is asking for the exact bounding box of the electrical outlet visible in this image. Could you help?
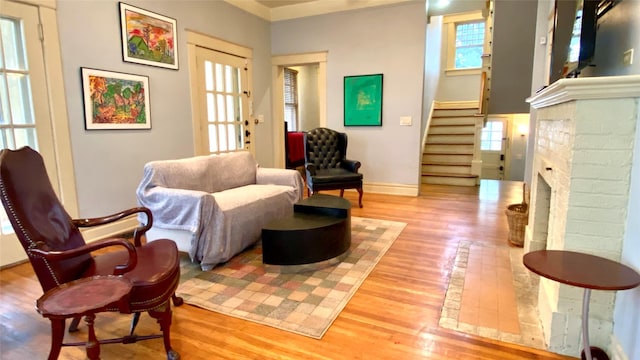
[623,49,634,66]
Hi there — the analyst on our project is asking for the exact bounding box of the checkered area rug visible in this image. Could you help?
[177,216,406,339]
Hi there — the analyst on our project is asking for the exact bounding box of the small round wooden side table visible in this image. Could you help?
[523,250,640,360]
[36,275,132,360]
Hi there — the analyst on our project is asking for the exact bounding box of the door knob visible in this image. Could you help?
[245,130,251,137]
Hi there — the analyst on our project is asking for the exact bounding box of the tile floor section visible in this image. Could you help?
[439,240,546,349]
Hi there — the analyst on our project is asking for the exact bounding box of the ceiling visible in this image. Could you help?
[225,0,417,21]
[254,0,317,8]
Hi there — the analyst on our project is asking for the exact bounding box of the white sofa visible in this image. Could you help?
[136,151,304,270]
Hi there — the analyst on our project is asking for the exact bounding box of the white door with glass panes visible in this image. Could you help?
[194,47,252,155]
[480,118,507,180]
[1,2,60,266]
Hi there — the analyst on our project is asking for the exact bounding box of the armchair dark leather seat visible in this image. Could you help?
[304,127,363,207]
[0,146,182,360]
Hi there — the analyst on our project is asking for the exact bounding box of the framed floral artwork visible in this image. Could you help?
[119,2,178,70]
[81,67,151,130]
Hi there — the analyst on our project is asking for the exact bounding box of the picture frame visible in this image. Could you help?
[81,67,151,130]
[119,2,178,70]
[344,73,383,126]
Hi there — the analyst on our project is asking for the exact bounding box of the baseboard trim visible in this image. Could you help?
[434,100,479,109]
[363,182,419,196]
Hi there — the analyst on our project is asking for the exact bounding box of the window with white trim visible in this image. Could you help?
[444,10,485,74]
[454,21,485,69]
[481,120,503,151]
[284,68,298,131]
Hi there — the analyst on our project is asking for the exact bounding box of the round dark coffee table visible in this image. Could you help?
[261,194,351,265]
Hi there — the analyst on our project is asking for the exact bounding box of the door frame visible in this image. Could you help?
[481,115,510,180]
[186,30,254,156]
[1,0,77,267]
[271,52,327,168]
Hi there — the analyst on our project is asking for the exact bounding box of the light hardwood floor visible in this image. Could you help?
[0,181,576,359]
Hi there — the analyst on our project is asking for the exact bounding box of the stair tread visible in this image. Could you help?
[422,172,478,178]
[426,142,474,145]
[423,152,473,155]
[430,124,475,127]
[422,162,471,166]
[432,114,483,118]
[428,132,474,134]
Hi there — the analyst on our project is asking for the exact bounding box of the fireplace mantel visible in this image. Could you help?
[524,75,640,357]
[528,75,640,109]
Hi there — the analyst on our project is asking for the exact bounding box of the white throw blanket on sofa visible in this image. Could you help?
[136,151,303,270]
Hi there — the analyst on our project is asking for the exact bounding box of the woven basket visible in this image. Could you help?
[505,183,529,247]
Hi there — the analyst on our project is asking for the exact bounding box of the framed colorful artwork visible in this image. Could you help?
[81,67,151,130]
[344,73,383,126]
[119,2,178,70]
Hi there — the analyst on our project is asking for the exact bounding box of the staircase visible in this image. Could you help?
[421,106,481,186]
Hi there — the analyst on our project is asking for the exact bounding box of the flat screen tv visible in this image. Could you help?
[548,0,598,84]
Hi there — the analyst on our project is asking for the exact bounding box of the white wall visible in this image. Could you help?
[421,16,443,139]
[56,0,271,216]
[615,100,640,360]
[507,114,529,181]
[271,3,427,186]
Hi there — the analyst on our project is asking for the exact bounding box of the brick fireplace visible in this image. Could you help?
[525,75,640,357]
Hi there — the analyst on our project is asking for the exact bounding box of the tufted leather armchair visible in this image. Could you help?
[0,146,182,359]
[304,127,363,207]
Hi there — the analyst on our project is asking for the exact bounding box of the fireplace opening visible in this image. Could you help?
[530,174,551,252]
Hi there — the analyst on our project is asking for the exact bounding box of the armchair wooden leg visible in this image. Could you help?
[172,294,184,307]
[357,187,363,208]
[48,318,65,360]
[129,312,141,336]
[149,302,179,360]
[84,314,101,360]
[68,316,81,332]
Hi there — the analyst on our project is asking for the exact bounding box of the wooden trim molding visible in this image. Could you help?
[527,75,640,109]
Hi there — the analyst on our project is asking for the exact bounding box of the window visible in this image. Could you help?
[454,21,485,69]
[443,10,485,74]
[1,1,77,267]
[481,120,503,151]
[0,17,38,151]
[195,46,250,155]
[284,68,298,131]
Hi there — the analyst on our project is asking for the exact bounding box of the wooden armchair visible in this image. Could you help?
[0,147,182,360]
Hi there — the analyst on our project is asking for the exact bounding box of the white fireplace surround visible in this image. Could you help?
[525,75,640,357]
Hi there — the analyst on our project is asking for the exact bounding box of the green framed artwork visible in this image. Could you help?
[344,74,383,126]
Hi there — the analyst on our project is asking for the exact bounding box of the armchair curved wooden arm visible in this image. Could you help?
[28,238,138,276]
[72,207,152,247]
